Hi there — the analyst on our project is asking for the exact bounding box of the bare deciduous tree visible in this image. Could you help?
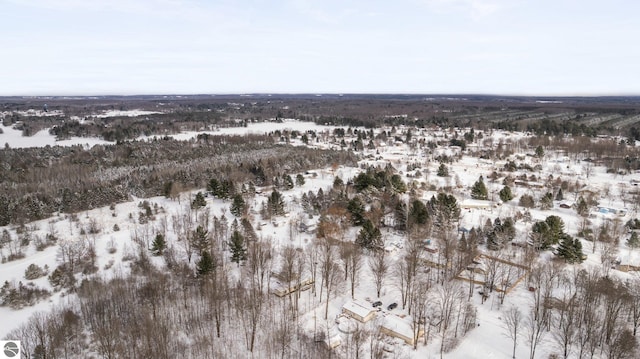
[502,306,523,359]
[369,250,389,298]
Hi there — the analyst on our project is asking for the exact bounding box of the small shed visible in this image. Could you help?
[342,300,377,323]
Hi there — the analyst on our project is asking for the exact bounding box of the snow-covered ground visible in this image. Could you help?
[0,119,337,149]
[1,121,639,358]
[0,124,112,148]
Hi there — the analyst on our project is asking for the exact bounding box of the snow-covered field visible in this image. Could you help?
[0,119,337,149]
[1,120,639,358]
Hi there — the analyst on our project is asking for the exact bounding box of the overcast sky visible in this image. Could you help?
[1,0,638,96]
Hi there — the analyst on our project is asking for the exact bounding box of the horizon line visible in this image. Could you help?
[2,92,640,99]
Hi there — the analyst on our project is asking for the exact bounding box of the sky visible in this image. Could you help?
[1,0,639,96]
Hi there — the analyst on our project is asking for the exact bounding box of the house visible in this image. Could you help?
[342,300,377,323]
[380,315,423,346]
[460,199,495,210]
[618,258,640,272]
[272,278,314,297]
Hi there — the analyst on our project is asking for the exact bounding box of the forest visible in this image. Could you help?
[1,95,640,358]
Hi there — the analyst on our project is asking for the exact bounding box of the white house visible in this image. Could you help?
[342,300,377,323]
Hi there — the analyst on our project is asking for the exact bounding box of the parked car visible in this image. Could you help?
[372,301,383,308]
[387,302,398,310]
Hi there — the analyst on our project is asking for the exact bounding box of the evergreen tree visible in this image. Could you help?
[519,194,535,208]
[207,178,220,195]
[539,192,554,210]
[191,192,207,209]
[499,185,514,202]
[573,238,584,262]
[196,251,215,276]
[458,233,468,252]
[555,188,564,201]
[241,218,258,243]
[0,229,11,248]
[333,176,344,188]
[230,193,245,217]
[530,221,551,250]
[545,215,565,244]
[530,215,565,251]
[471,176,489,200]
[347,197,366,226]
[390,174,407,193]
[356,219,382,250]
[576,196,589,217]
[464,128,475,142]
[267,190,285,216]
[283,174,295,190]
[353,172,374,191]
[192,225,210,253]
[151,234,166,256]
[296,174,305,186]
[229,230,247,264]
[627,232,640,249]
[437,163,449,177]
[300,193,313,214]
[394,201,407,231]
[535,145,545,158]
[556,234,585,263]
[408,199,429,228]
[556,234,572,260]
[220,179,235,199]
[428,193,460,230]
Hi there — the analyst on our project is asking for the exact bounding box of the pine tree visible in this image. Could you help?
[437,163,449,177]
[347,197,366,226]
[356,219,382,250]
[230,194,245,217]
[539,192,554,210]
[283,174,294,190]
[408,199,429,228]
[519,194,535,208]
[556,234,584,263]
[627,232,640,249]
[535,145,545,158]
[191,192,207,209]
[229,230,247,264]
[333,176,344,188]
[576,196,589,217]
[545,215,565,244]
[207,178,220,195]
[429,193,460,230]
[471,176,489,200]
[573,238,585,263]
[555,188,564,201]
[394,201,407,231]
[196,251,215,276]
[268,190,285,216]
[499,185,514,202]
[390,174,407,193]
[192,225,210,253]
[556,234,573,261]
[151,234,166,256]
[296,174,305,186]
